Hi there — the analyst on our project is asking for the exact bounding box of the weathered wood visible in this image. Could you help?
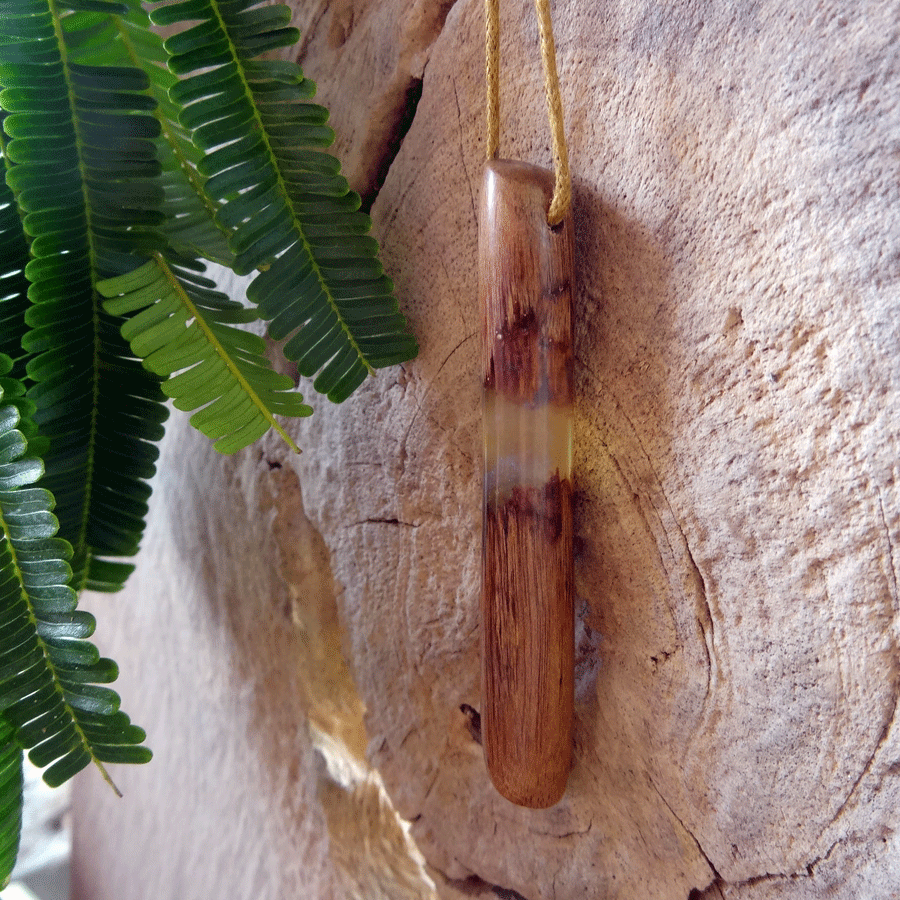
[480,160,574,807]
[70,1,900,898]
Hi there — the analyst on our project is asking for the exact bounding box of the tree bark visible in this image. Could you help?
[72,1,900,898]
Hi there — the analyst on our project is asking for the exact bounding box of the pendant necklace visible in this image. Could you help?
[479,0,575,809]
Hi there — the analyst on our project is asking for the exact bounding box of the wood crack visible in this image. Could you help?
[804,491,900,852]
[360,75,424,213]
[649,779,720,890]
[435,868,534,900]
[714,837,841,890]
[357,0,463,210]
[401,331,477,450]
[349,517,421,527]
[527,818,593,839]
[676,519,715,706]
[453,77,478,228]
[878,491,900,614]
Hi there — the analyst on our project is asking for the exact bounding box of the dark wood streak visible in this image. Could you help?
[480,160,574,405]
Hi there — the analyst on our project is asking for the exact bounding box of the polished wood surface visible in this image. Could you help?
[480,160,574,808]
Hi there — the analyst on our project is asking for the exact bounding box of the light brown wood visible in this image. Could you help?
[480,159,575,808]
[71,2,900,897]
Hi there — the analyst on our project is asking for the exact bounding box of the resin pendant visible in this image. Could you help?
[480,159,574,808]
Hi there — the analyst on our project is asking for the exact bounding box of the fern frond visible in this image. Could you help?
[0,715,22,889]
[99,255,312,453]
[0,126,55,459]
[0,0,171,591]
[150,0,417,403]
[0,397,150,793]
[0,124,30,383]
[111,1,232,264]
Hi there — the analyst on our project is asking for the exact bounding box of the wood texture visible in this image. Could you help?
[70,1,900,898]
[482,476,573,808]
[480,160,574,807]
[480,161,573,404]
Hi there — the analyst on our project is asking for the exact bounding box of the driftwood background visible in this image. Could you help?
[71,1,900,898]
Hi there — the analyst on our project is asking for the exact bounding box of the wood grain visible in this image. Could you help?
[480,160,574,404]
[480,159,575,808]
[72,2,900,895]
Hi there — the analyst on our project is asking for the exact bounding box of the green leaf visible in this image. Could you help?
[149,0,418,402]
[0,2,171,591]
[0,714,22,888]
[0,136,31,382]
[113,1,233,265]
[0,402,149,793]
[99,255,312,453]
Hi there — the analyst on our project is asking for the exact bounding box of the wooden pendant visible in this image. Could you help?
[480,159,575,808]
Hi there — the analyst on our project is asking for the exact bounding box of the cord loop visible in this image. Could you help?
[485,0,571,225]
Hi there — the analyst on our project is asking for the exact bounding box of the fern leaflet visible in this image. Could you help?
[0,0,171,591]
[0,379,150,793]
[113,0,233,264]
[0,715,22,889]
[0,130,30,383]
[150,0,418,403]
[99,255,312,454]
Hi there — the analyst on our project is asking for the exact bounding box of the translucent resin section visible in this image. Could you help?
[483,392,572,500]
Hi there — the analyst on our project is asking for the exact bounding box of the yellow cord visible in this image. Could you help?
[485,0,571,225]
[534,0,571,225]
[485,0,500,160]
